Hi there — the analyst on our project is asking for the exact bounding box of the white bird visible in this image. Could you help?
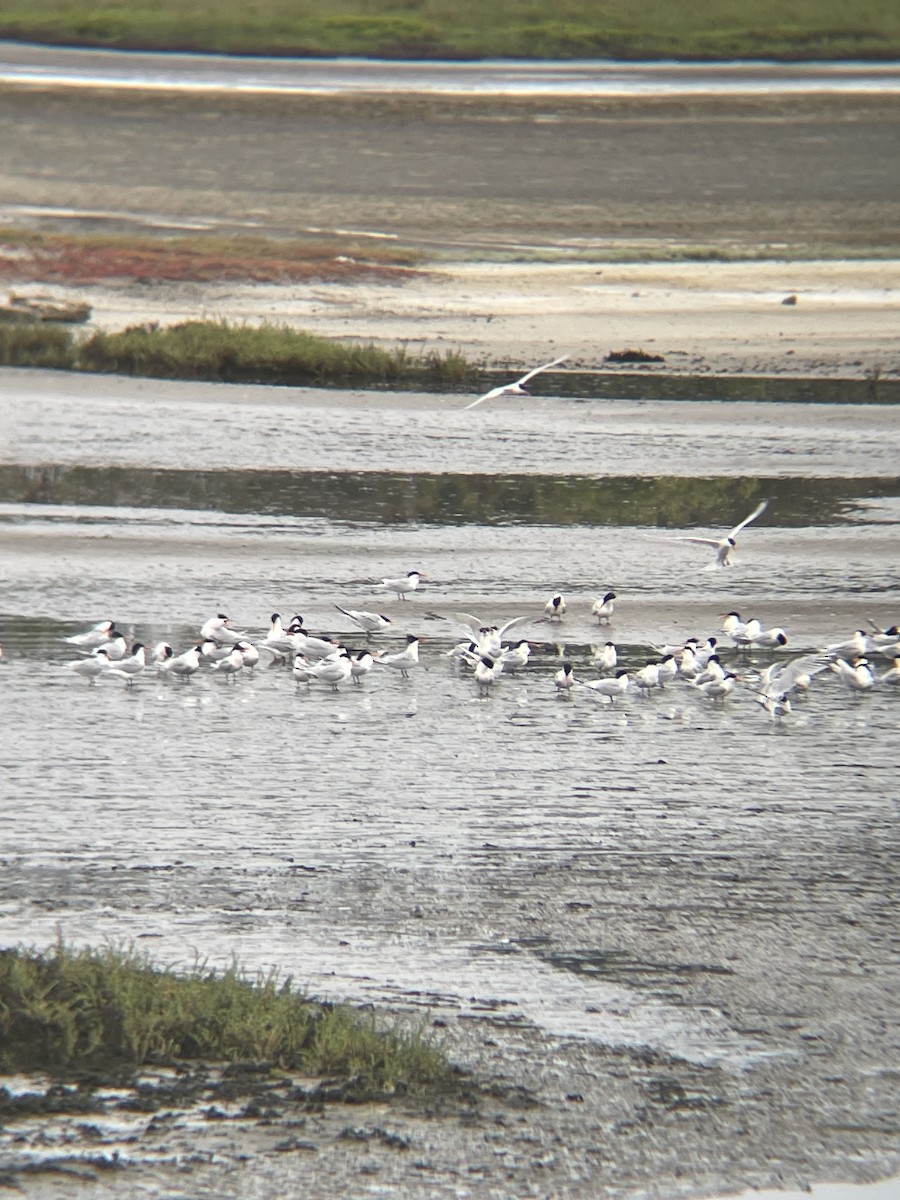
[198,638,234,664]
[692,655,726,687]
[64,619,116,649]
[824,630,870,660]
[866,620,900,656]
[498,639,532,672]
[830,657,877,692]
[152,641,174,667]
[554,661,576,694]
[66,648,111,684]
[161,645,202,681]
[544,594,566,621]
[349,648,375,683]
[292,652,316,686]
[732,619,762,651]
[98,633,129,662]
[200,613,247,645]
[678,645,701,680]
[309,647,353,690]
[694,637,720,668]
[580,670,630,704]
[592,641,617,673]
[756,652,832,713]
[748,626,788,651]
[237,640,260,669]
[474,655,503,693]
[881,656,900,685]
[259,615,305,663]
[591,591,616,624]
[634,662,662,695]
[463,354,569,411]
[673,499,769,568]
[696,672,738,702]
[334,605,393,635]
[657,654,679,686]
[293,628,342,661]
[378,571,425,601]
[101,642,146,686]
[375,635,421,678]
[448,612,536,658]
[211,646,244,681]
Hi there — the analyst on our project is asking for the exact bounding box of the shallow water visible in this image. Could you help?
[2,45,899,96]
[0,369,898,1195]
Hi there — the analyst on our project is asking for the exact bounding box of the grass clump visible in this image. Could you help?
[0,318,478,390]
[0,943,451,1090]
[0,1,897,60]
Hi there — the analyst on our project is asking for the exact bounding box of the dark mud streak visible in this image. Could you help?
[1,463,897,525]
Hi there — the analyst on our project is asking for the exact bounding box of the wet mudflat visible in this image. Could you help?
[0,370,898,1198]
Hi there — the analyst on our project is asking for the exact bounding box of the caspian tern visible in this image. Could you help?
[64,620,116,648]
[580,670,630,704]
[498,639,532,672]
[755,651,832,714]
[309,647,353,690]
[101,642,146,686]
[634,662,662,695]
[349,649,375,683]
[292,652,316,686]
[748,626,788,651]
[463,354,569,411]
[160,645,202,680]
[474,655,503,693]
[696,672,737,701]
[544,594,567,621]
[449,612,535,657]
[375,635,421,678]
[830,657,877,691]
[211,646,244,681]
[334,605,393,635]
[591,592,616,624]
[66,648,111,684]
[554,661,576,694]
[824,630,870,659]
[200,613,248,645]
[592,641,617,672]
[673,499,768,568]
[378,571,425,600]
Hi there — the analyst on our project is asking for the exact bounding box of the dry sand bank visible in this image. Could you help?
[11,258,899,380]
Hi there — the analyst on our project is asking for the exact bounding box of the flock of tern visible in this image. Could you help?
[60,587,899,722]
[50,358,897,720]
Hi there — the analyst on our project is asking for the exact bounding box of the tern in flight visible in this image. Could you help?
[673,500,769,569]
[464,354,569,411]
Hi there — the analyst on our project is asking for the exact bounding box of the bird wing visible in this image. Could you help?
[728,499,768,539]
[463,385,506,412]
[672,537,721,549]
[765,652,832,695]
[464,354,568,411]
[515,353,570,387]
[496,615,535,640]
[448,611,489,636]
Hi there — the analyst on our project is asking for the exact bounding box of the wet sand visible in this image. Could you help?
[1,84,899,378]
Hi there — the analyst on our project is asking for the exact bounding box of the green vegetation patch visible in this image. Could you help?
[0,943,451,1088]
[0,1,898,59]
[0,318,478,389]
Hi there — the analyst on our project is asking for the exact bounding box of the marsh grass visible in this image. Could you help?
[0,319,478,389]
[0,1,896,59]
[0,943,451,1088]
